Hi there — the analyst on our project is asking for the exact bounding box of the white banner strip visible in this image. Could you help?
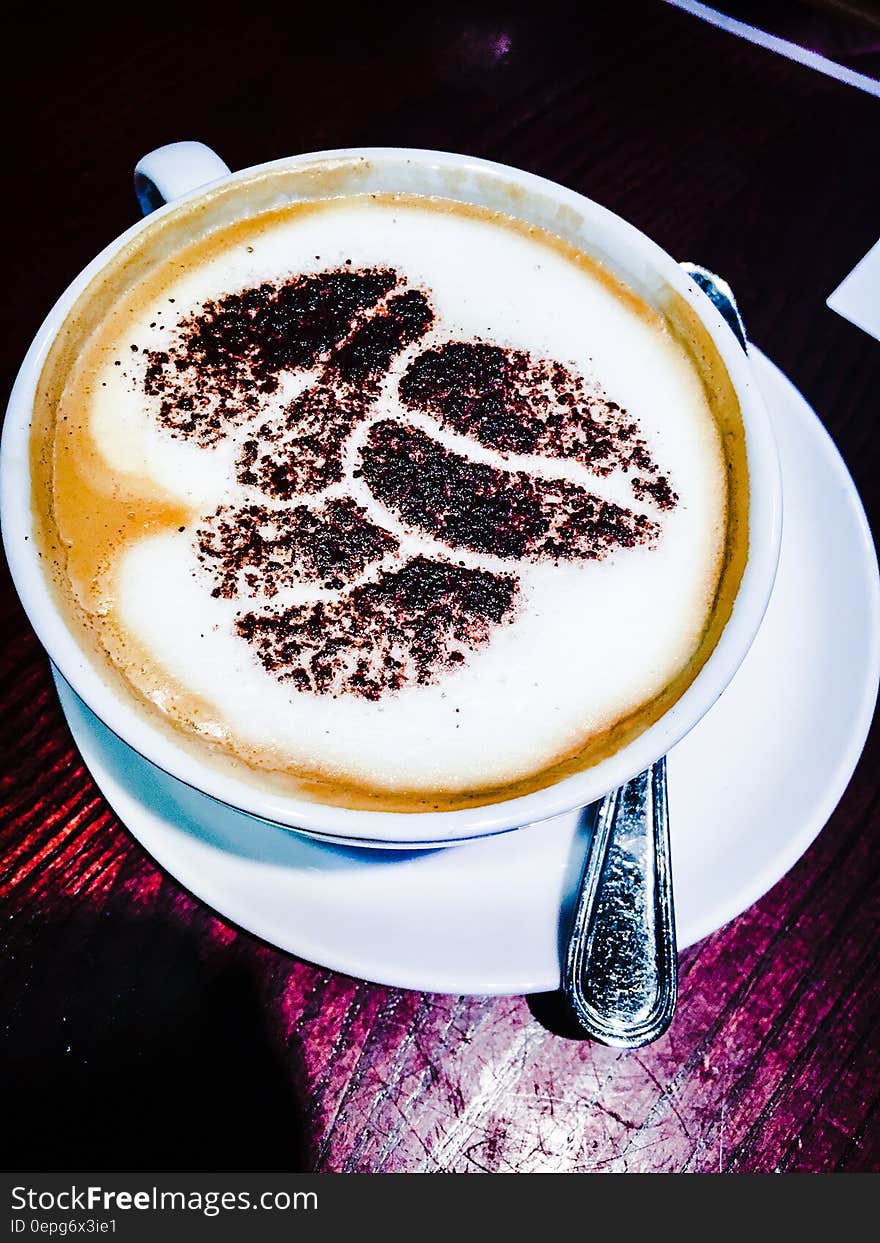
[664,0,880,98]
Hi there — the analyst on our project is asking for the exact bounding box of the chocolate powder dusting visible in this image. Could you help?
[632,474,678,510]
[328,289,434,383]
[361,421,658,561]
[197,496,398,599]
[137,263,679,700]
[399,341,677,506]
[237,386,371,497]
[236,286,436,496]
[144,267,398,445]
[236,556,519,699]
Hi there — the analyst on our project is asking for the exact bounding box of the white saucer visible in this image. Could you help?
[51,350,880,995]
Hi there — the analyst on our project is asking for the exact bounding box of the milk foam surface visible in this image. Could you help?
[69,196,726,794]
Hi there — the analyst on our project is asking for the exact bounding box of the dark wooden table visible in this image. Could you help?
[3,2,879,1173]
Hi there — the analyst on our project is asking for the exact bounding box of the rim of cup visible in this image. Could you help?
[0,146,782,845]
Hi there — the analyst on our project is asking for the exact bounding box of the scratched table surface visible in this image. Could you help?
[3,2,879,1173]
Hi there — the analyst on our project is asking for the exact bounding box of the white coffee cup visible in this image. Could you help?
[0,142,782,846]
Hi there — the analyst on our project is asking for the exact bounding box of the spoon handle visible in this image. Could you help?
[562,758,677,1047]
[560,265,744,1046]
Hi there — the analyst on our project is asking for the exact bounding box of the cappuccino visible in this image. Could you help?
[32,183,747,810]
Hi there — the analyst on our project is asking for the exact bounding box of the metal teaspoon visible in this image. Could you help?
[561,266,747,1047]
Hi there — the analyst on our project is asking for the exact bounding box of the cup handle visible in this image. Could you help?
[133,141,231,216]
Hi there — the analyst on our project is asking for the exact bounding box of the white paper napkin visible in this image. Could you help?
[827,238,880,342]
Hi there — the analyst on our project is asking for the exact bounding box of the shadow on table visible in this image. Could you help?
[1,913,305,1171]
[525,801,597,1040]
